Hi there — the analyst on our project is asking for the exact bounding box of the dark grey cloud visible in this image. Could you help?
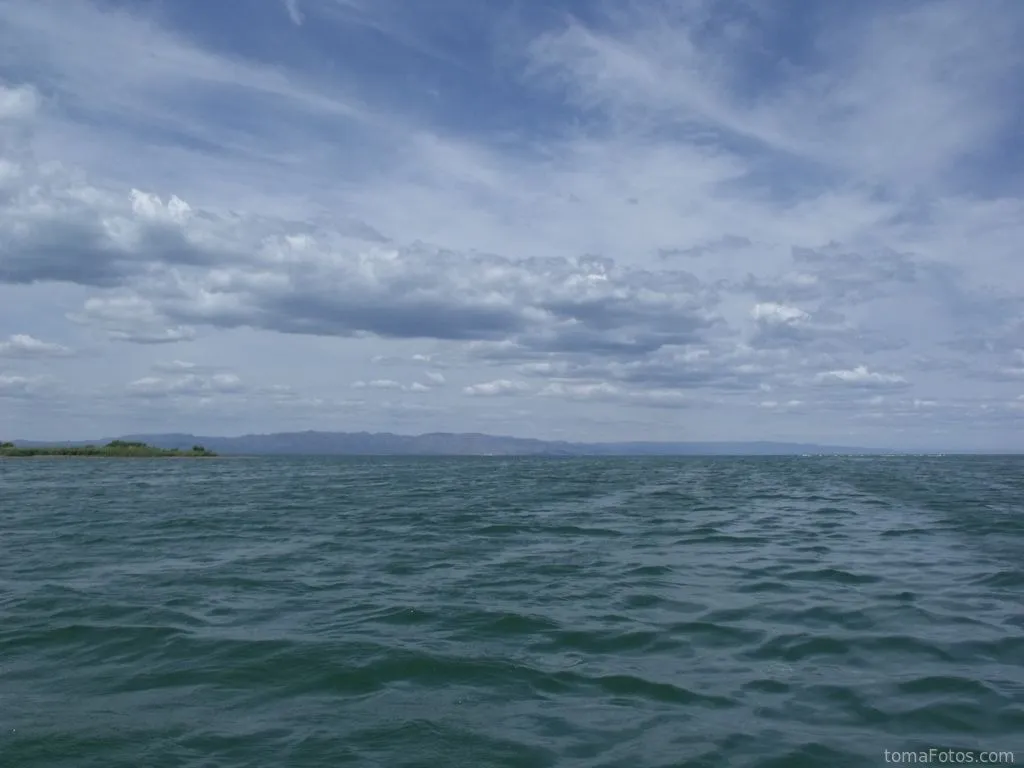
[660,235,752,259]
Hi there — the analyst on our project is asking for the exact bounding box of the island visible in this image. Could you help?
[0,440,218,458]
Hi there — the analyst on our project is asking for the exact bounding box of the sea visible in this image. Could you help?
[1,456,1022,767]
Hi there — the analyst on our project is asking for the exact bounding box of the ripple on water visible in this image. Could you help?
[2,455,1023,767]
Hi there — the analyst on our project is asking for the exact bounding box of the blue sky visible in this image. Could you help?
[1,0,1023,449]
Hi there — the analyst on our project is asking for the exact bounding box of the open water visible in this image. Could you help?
[1,456,1022,767]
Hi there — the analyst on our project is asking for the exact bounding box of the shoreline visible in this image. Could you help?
[0,455,238,460]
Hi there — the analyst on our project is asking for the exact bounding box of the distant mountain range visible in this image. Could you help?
[8,430,909,456]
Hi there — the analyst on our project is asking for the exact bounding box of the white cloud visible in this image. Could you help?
[152,360,200,373]
[0,334,71,358]
[539,380,693,408]
[0,373,52,398]
[759,399,802,411]
[0,83,39,120]
[526,0,1020,189]
[127,372,245,398]
[539,381,619,399]
[352,379,404,390]
[814,366,908,389]
[3,149,720,353]
[68,296,198,344]
[284,0,304,27]
[351,379,432,393]
[463,380,530,397]
[751,303,809,325]
[0,0,367,135]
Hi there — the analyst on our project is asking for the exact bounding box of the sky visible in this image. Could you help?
[1,0,1023,449]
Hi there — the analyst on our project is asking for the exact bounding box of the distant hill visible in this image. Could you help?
[8,430,904,456]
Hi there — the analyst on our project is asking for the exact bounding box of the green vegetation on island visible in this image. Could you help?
[0,440,217,458]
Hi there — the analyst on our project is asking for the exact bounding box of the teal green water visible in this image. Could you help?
[1,456,1022,767]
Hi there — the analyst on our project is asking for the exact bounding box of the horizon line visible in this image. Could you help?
[7,429,1022,455]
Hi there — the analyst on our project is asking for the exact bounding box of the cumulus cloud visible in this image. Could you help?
[68,296,197,344]
[127,372,243,397]
[127,372,245,398]
[351,379,433,394]
[463,380,530,397]
[371,353,444,367]
[111,327,197,344]
[0,334,71,358]
[0,83,39,121]
[352,379,404,391]
[759,400,803,411]
[151,360,201,373]
[538,380,693,408]
[0,373,52,398]
[516,344,779,393]
[814,366,908,389]
[751,303,809,326]
[0,121,980,434]
[1,141,722,356]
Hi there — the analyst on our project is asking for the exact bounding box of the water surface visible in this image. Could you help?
[2,456,1022,766]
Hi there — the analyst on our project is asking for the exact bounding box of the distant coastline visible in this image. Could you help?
[0,440,217,458]
[1,431,941,456]
[8,431,1018,457]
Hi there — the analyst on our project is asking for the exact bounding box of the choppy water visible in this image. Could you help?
[1,456,1022,767]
